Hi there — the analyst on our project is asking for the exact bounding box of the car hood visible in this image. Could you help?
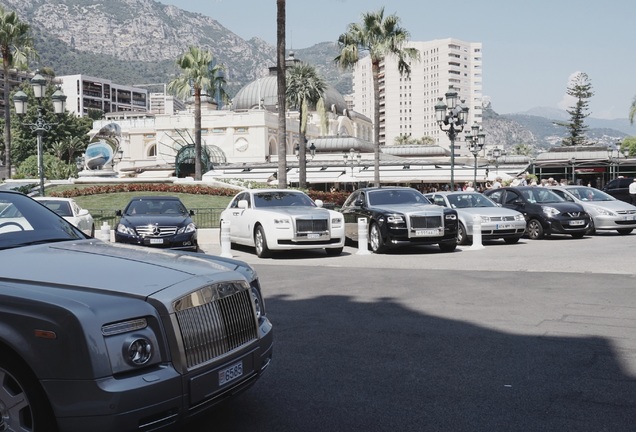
[119,215,192,226]
[0,240,247,298]
[257,206,333,217]
[580,200,636,212]
[457,207,521,217]
[372,203,444,214]
[539,202,585,212]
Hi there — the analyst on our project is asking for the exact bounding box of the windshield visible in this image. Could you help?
[368,189,430,206]
[0,192,86,250]
[125,198,188,216]
[253,191,316,208]
[521,188,564,204]
[447,193,496,209]
[565,187,614,202]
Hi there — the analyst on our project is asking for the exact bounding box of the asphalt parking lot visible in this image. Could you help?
[190,231,636,432]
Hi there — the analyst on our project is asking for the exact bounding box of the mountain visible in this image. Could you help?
[0,0,350,96]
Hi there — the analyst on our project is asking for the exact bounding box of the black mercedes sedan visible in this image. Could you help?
[115,196,199,251]
[484,186,591,239]
[340,187,458,253]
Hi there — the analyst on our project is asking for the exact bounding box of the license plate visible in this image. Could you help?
[149,238,164,244]
[496,223,514,229]
[219,361,243,386]
[569,220,584,226]
[623,215,636,221]
[415,229,441,236]
[307,233,320,239]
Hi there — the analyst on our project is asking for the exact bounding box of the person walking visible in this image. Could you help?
[629,178,636,205]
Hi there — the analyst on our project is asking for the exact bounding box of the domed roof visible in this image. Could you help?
[232,73,347,115]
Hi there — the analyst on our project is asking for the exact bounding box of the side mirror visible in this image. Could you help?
[238,200,248,209]
[354,199,365,207]
[314,199,324,208]
[189,209,195,216]
[115,210,122,216]
[78,209,89,216]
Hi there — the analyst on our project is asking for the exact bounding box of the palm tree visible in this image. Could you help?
[286,63,326,188]
[276,0,287,188]
[335,7,419,187]
[167,46,227,180]
[629,96,636,125]
[0,7,36,178]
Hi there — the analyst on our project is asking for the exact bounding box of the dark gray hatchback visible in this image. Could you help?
[484,186,591,239]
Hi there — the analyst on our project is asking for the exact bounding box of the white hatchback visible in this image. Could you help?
[34,197,95,236]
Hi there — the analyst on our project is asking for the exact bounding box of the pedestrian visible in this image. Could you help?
[488,177,502,189]
[629,178,636,205]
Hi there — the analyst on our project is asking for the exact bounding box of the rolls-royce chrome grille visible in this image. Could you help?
[136,225,178,237]
[296,219,328,233]
[409,215,443,229]
[174,282,258,369]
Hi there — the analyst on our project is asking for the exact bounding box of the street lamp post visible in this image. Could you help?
[606,143,629,180]
[13,72,66,197]
[343,148,361,177]
[435,87,469,191]
[569,157,577,184]
[466,122,486,187]
[492,147,502,175]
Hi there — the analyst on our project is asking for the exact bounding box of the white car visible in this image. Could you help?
[220,189,345,258]
[549,185,636,234]
[34,197,95,236]
[425,191,527,245]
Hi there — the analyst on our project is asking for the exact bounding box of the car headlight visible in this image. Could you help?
[116,223,136,236]
[587,206,615,216]
[251,286,265,319]
[514,214,526,221]
[480,216,491,223]
[177,222,197,234]
[102,318,160,373]
[273,218,291,225]
[543,206,560,217]
[331,217,343,225]
[387,215,404,223]
[445,213,457,220]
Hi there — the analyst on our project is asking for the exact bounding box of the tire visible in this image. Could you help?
[571,232,585,239]
[457,222,470,245]
[504,236,522,244]
[89,224,95,237]
[254,225,272,258]
[325,247,343,256]
[617,228,633,235]
[526,219,544,240]
[587,219,596,235]
[369,222,387,254]
[0,355,58,432]
[439,241,457,253]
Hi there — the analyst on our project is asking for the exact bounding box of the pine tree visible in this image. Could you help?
[561,72,594,146]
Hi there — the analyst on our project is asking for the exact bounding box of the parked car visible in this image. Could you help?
[549,185,636,234]
[425,191,526,245]
[0,190,273,432]
[220,189,345,258]
[115,196,198,251]
[33,196,95,236]
[340,186,458,253]
[602,177,635,203]
[484,186,591,239]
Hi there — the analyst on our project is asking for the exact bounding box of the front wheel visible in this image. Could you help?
[439,241,457,253]
[325,247,343,256]
[526,219,544,240]
[457,222,470,245]
[369,222,387,254]
[254,225,272,258]
[0,356,58,432]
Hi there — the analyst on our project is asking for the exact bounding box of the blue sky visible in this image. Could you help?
[159,0,635,124]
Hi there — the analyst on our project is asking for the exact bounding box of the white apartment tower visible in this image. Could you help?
[352,38,483,156]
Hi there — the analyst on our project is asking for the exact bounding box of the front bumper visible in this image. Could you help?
[45,317,273,432]
[592,214,636,231]
[545,216,591,235]
[115,231,199,251]
[467,221,527,239]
